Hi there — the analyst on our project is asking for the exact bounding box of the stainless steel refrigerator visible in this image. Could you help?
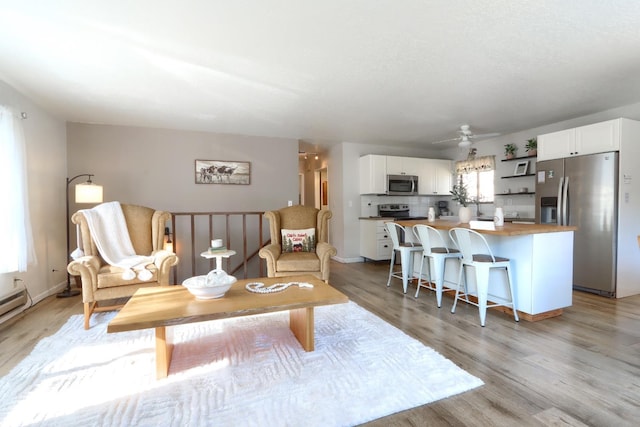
[535,152,618,296]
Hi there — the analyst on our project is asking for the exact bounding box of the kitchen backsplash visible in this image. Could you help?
[360,195,535,219]
[360,195,448,218]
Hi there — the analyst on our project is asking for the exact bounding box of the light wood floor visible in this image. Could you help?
[2,260,639,426]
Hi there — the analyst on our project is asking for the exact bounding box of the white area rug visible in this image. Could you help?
[0,301,482,427]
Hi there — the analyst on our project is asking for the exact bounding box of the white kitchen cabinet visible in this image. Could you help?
[359,154,452,195]
[538,119,621,161]
[386,156,422,176]
[575,119,620,154]
[359,154,386,194]
[419,159,452,195]
[537,128,575,161]
[360,219,393,261]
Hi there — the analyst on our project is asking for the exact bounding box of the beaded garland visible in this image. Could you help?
[245,281,314,294]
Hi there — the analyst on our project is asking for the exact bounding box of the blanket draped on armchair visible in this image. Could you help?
[72,201,154,280]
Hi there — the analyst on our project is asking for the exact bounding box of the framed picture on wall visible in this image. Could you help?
[513,161,529,176]
[195,160,251,185]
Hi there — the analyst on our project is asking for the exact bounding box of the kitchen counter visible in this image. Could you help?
[358,216,395,221]
[395,219,577,236]
[361,216,537,224]
[394,219,576,321]
[476,216,536,223]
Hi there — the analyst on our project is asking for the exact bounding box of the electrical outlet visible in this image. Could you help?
[288,200,293,206]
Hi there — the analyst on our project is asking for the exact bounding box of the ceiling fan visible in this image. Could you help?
[432,124,500,148]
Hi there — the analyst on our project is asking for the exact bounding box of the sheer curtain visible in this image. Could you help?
[0,105,36,273]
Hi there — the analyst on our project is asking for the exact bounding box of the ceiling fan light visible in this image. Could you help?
[431,124,498,146]
[458,134,472,147]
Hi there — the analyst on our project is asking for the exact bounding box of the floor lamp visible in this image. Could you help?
[58,174,104,298]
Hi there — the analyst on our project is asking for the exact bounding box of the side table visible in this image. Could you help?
[200,249,236,272]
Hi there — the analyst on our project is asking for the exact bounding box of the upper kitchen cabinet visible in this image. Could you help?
[538,119,621,161]
[537,128,575,161]
[576,120,620,153]
[359,154,386,194]
[359,154,453,195]
[419,159,452,195]
[386,156,422,176]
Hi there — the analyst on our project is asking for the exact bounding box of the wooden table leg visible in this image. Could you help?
[155,326,174,379]
[289,307,314,351]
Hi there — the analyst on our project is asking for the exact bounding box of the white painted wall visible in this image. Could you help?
[67,123,299,214]
[0,81,67,311]
[615,118,640,298]
[329,141,445,262]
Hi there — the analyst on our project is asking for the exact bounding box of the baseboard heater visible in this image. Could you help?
[0,288,28,318]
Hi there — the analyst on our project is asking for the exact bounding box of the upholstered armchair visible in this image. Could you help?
[259,205,337,282]
[67,203,179,329]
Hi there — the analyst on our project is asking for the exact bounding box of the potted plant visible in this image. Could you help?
[504,143,517,159]
[525,137,537,156]
[450,182,472,223]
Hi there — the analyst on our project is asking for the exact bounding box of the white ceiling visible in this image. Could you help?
[2,1,640,149]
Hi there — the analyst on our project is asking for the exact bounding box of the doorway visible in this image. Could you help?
[315,168,328,210]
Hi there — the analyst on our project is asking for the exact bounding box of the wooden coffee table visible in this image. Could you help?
[107,275,348,379]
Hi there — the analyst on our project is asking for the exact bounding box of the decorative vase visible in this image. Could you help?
[458,206,472,224]
[506,153,515,160]
[528,149,537,156]
[493,207,504,226]
[428,207,436,222]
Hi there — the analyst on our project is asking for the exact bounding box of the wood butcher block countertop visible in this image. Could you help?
[358,216,396,221]
[395,219,577,236]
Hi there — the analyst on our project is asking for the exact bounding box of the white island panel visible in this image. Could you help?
[406,221,574,319]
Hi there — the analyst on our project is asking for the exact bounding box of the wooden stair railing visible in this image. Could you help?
[169,211,270,284]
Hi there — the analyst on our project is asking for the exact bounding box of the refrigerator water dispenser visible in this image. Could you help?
[540,197,557,224]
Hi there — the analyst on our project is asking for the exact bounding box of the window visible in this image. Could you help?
[455,155,495,203]
[0,105,36,273]
[459,170,494,203]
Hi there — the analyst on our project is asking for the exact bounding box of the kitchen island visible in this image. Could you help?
[395,219,577,321]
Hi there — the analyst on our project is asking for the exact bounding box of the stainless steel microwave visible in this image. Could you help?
[387,174,418,195]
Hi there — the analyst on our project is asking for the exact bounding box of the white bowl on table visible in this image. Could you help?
[182,270,237,300]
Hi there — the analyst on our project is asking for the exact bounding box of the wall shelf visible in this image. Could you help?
[495,192,535,196]
[501,173,536,179]
[501,155,537,162]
